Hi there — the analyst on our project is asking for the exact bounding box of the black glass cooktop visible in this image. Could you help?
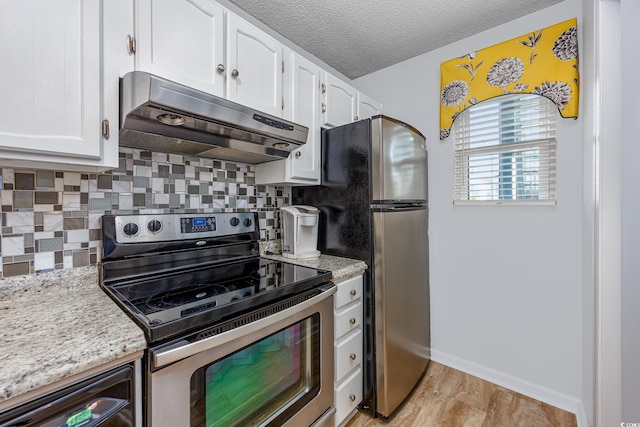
[103,258,331,343]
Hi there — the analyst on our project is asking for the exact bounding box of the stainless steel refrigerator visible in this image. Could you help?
[292,115,430,418]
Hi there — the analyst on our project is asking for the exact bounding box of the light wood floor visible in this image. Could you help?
[345,361,577,427]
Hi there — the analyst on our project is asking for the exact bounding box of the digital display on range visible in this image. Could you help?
[181,216,216,233]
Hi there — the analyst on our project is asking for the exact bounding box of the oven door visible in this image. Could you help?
[148,287,336,427]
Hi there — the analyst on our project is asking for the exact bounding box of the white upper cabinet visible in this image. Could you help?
[257,62,381,185]
[0,0,117,171]
[0,0,381,174]
[322,73,358,127]
[255,51,321,185]
[226,13,283,117]
[357,91,381,121]
[321,72,382,128]
[135,0,225,97]
[287,53,321,181]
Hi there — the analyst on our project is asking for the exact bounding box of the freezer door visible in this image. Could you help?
[374,207,430,417]
[371,116,428,203]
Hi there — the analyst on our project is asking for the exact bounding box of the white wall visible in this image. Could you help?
[579,0,596,424]
[621,0,640,421]
[354,0,588,419]
[593,1,622,425]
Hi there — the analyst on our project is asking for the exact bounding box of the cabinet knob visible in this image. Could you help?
[321,103,326,113]
[231,69,239,78]
[350,289,357,296]
[349,353,357,361]
[354,116,359,121]
[217,64,225,73]
[321,83,326,93]
[295,151,302,158]
[349,394,356,402]
[349,318,356,325]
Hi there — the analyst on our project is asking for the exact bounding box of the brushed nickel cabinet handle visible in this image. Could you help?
[349,318,356,325]
[349,353,356,361]
[231,69,239,78]
[295,151,302,158]
[349,394,356,402]
[354,116,359,121]
[321,103,326,113]
[127,35,136,55]
[350,289,356,296]
[102,119,110,140]
[321,83,326,93]
[217,64,225,73]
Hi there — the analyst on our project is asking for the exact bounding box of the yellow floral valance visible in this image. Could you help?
[439,18,579,140]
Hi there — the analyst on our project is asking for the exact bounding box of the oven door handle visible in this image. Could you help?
[152,286,336,368]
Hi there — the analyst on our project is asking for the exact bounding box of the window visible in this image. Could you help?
[453,94,557,203]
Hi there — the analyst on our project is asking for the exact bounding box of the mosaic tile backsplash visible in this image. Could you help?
[0,148,290,278]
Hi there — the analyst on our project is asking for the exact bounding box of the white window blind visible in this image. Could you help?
[453,94,557,203]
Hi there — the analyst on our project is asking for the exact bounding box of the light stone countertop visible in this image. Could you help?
[0,245,365,413]
[260,241,368,282]
[0,266,146,409]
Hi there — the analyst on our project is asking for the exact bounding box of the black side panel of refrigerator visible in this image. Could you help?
[293,120,373,264]
[292,119,377,414]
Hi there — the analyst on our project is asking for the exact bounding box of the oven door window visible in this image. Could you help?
[189,314,320,427]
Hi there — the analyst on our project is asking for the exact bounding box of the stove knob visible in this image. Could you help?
[147,219,162,233]
[123,222,139,236]
[243,218,253,227]
[230,217,240,227]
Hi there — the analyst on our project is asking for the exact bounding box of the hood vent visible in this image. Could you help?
[119,71,309,163]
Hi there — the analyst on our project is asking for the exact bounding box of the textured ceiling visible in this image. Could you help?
[228,0,565,79]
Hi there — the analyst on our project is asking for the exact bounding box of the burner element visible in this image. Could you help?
[146,284,230,310]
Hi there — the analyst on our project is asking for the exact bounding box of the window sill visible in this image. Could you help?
[453,199,557,206]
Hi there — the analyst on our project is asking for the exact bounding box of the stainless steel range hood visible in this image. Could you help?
[119,71,309,163]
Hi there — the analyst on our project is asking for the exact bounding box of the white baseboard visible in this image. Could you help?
[430,349,588,427]
[575,402,590,427]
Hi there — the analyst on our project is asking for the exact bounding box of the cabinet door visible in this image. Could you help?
[136,0,225,96]
[254,52,321,185]
[322,73,357,127]
[0,0,102,161]
[102,0,135,170]
[287,53,321,181]
[357,91,381,121]
[335,368,363,427]
[226,13,283,117]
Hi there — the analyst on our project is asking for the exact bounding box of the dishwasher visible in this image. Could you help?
[0,363,136,427]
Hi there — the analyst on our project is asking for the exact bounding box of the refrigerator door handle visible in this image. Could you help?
[371,203,427,212]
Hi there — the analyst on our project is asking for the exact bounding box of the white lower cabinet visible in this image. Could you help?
[335,327,363,383]
[335,302,363,346]
[333,274,364,427]
[335,367,363,426]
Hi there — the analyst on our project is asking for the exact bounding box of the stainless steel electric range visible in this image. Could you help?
[100,212,336,427]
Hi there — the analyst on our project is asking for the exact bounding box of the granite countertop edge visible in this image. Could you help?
[260,242,368,282]
[0,265,147,406]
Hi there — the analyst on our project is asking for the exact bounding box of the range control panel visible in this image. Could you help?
[181,216,216,234]
[113,212,257,243]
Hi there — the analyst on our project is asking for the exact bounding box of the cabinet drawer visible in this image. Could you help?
[335,302,362,341]
[334,275,363,309]
[335,367,363,426]
[335,330,362,382]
